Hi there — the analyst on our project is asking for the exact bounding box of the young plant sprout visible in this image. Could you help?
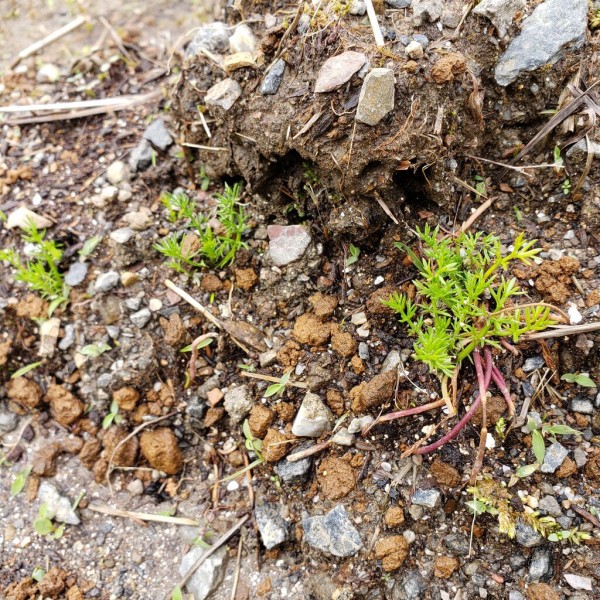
[372,225,561,479]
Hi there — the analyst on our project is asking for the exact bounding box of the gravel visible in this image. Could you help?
[302,505,363,557]
[94,271,120,293]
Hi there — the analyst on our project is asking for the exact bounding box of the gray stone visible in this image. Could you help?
[65,262,88,287]
[567,138,600,161]
[330,427,355,446]
[259,349,277,368]
[444,533,470,556]
[348,416,373,434]
[110,227,135,244]
[515,520,544,547]
[129,139,154,172]
[314,51,367,93]
[58,325,76,352]
[541,442,569,473]
[405,41,424,59]
[412,488,441,508]
[130,308,152,328]
[564,574,593,591]
[7,206,53,230]
[96,295,121,324]
[382,349,401,373]
[106,160,129,185]
[223,385,252,423]
[94,271,119,294]
[573,446,588,468]
[412,0,443,24]
[260,58,286,95]
[125,297,142,311]
[37,63,61,83]
[385,0,412,7]
[179,545,228,600]
[292,392,333,437]
[127,479,144,496]
[350,0,367,15]
[494,0,588,87]
[390,570,425,600]
[538,495,562,517]
[523,355,544,372]
[255,502,289,549]
[0,411,19,433]
[229,24,256,54]
[473,0,526,37]
[38,481,80,525]
[557,516,573,529]
[303,505,362,557]
[508,592,525,600]
[412,34,429,47]
[39,317,60,358]
[358,342,369,360]
[267,224,311,267]
[570,397,594,414]
[356,68,395,126]
[143,119,173,151]
[186,22,230,56]
[529,547,552,581]
[205,79,242,111]
[275,442,313,484]
[297,14,311,35]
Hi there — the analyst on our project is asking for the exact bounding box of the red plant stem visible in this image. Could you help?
[375,398,447,423]
[490,365,515,419]
[474,348,488,420]
[415,349,493,455]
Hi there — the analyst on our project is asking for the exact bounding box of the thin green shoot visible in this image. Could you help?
[11,361,42,379]
[561,372,596,387]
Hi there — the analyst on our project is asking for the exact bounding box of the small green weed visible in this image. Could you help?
[154,183,248,273]
[561,179,571,195]
[31,567,46,582]
[11,466,32,497]
[11,362,42,379]
[561,372,596,387]
[0,220,69,312]
[102,399,123,429]
[264,370,292,398]
[222,419,264,481]
[34,502,65,539]
[80,342,111,358]
[345,243,360,268]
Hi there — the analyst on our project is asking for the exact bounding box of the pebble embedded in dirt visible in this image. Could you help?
[45,384,84,426]
[309,292,338,318]
[472,395,506,428]
[302,504,363,557]
[201,273,224,292]
[430,458,462,488]
[350,370,397,413]
[249,404,275,438]
[235,267,258,290]
[292,392,333,437]
[356,68,396,126]
[267,224,312,267]
[317,456,356,500]
[7,377,42,410]
[431,52,467,84]
[314,50,367,93]
[262,428,289,462]
[160,313,187,346]
[525,583,561,600]
[113,387,140,412]
[375,535,409,571]
[330,325,358,358]
[293,313,332,346]
[140,427,183,474]
[434,555,460,578]
[224,385,253,423]
[384,506,405,527]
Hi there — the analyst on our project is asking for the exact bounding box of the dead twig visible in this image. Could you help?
[459,198,493,233]
[239,370,308,389]
[88,504,200,526]
[522,322,600,341]
[166,515,250,600]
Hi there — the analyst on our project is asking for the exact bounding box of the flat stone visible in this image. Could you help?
[205,78,242,110]
[540,442,569,473]
[58,324,75,350]
[229,24,256,54]
[509,592,525,600]
[64,262,88,287]
[567,138,600,161]
[106,160,129,185]
[573,446,588,468]
[314,51,367,93]
[275,442,313,484]
[143,119,173,151]
[413,33,429,47]
[303,505,363,557]
[37,63,60,83]
[179,546,228,600]
[122,207,153,230]
[255,502,289,549]
[7,206,53,230]
[412,488,441,508]
[110,228,134,244]
[260,58,286,95]
[529,548,552,582]
[350,0,367,15]
[523,356,544,372]
[473,0,526,37]
[223,385,252,423]
[381,349,402,372]
[186,22,230,56]
[129,139,154,172]
[538,495,562,517]
[515,520,544,547]
[130,308,152,328]
[570,397,594,414]
[444,533,470,556]
[412,0,443,24]
[267,224,311,267]
[355,68,395,126]
[292,392,333,437]
[494,0,588,86]
[38,481,80,525]
[358,342,369,360]
[39,317,60,358]
[394,570,425,600]
[385,0,412,7]
[348,415,373,434]
[564,574,593,591]
[94,271,120,294]
[330,427,355,446]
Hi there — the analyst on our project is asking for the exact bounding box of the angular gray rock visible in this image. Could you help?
[179,545,228,600]
[129,139,154,172]
[385,0,412,7]
[38,481,80,525]
[444,532,470,556]
[229,24,256,54]
[412,0,443,24]
[291,392,333,437]
[412,488,441,508]
[205,79,242,110]
[223,385,253,423]
[494,0,588,86]
[515,520,544,547]
[143,119,173,151]
[130,308,151,328]
[260,59,286,95]
[355,68,395,126]
[541,442,569,473]
[473,0,526,37]
[275,442,314,484]
[65,262,88,287]
[255,502,289,549]
[570,397,594,414]
[186,22,230,56]
[94,271,119,293]
[303,505,363,557]
[538,495,562,517]
[314,51,367,93]
[0,411,19,434]
[529,547,552,582]
[267,224,311,267]
[391,570,425,600]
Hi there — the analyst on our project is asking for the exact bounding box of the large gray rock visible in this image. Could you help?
[205,79,242,111]
[38,482,80,525]
[260,59,286,95]
[356,68,395,126]
[179,545,228,600]
[314,51,367,93]
[267,224,311,267]
[515,520,544,547]
[275,442,313,484]
[186,22,230,56]
[291,392,333,437]
[473,0,526,37]
[303,505,363,557]
[223,385,252,423]
[529,547,552,582]
[255,502,289,549]
[94,271,119,294]
[541,442,569,473]
[390,570,425,600]
[143,118,173,151]
[494,0,588,86]
[412,0,443,24]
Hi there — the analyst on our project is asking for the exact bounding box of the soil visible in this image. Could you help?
[2,1,600,600]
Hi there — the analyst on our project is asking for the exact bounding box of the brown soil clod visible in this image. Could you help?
[7,377,43,410]
[350,370,397,413]
[112,387,140,412]
[248,404,275,439]
[434,555,460,578]
[526,583,561,600]
[139,427,183,474]
[430,458,462,488]
[293,313,332,346]
[330,325,358,358]
[374,535,409,571]
[384,506,405,527]
[262,428,289,462]
[235,267,258,291]
[317,456,356,500]
[534,256,581,304]
[45,384,85,426]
